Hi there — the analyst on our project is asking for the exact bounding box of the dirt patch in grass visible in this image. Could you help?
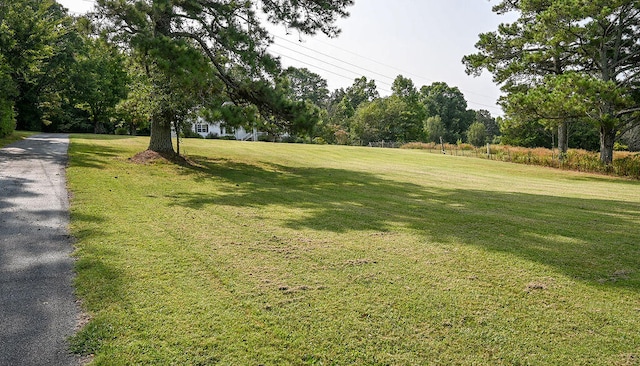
[129,149,193,166]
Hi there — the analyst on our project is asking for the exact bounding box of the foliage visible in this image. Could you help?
[423,115,445,143]
[466,121,487,147]
[70,38,129,134]
[464,0,640,164]
[420,82,475,143]
[96,0,354,153]
[499,115,553,148]
[281,67,329,108]
[0,55,15,137]
[0,0,80,131]
[350,95,423,145]
[343,76,379,109]
[475,109,499,141]
[114,62,152,136]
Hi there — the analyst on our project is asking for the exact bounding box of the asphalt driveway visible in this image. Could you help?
[0,134,81,366]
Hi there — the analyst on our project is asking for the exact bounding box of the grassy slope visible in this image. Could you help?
[67,135,640,365]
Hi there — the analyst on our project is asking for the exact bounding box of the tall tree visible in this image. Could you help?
[97,0,354,154]
[281,67,329,108]
[466,121,487,147]
[424,115,445,144]
[0,0,77,131]
[391,74,418,103]
[420,82,474,143]
[344,76,379,110]
[475,109,500,142]
[0,54,15,137]
[464,0,640,164]
[350,95,423,145]
[70,38,129,133]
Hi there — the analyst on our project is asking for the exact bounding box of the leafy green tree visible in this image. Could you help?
[344,76,379,110]
[0,55,16,137]
[475,109,499,142]
[499,116,552,148]
[466,121,487,147]
[0,0,77,131]
[97,0,354,154]
[70,38,129,133]
[320,90,354,144]
[281,67,329,108]
[464,0,640,164]
[424,115,445,143]
[114,61,153,135]
[350,95,423,145]
[392,75,418,104]
[420,82,474,143]
[391,75,425,134]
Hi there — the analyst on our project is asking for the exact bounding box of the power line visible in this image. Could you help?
[269,50,393,94]
[273,36,501,113]
[303,35,503,112]
[273,35,395,83]
[269,43,395,90]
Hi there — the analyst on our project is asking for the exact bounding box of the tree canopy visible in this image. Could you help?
[96,0,354,153]
[464,0,640,164]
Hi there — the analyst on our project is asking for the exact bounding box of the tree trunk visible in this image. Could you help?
[599,125,616,165]
[148,111,174,153]
[557,120,568,160]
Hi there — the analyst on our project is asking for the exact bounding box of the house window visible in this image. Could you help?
[195,123,209,133]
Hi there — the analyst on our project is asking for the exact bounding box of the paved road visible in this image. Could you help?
[0,134,80,366]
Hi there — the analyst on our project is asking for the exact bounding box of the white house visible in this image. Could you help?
[191,117,260,141]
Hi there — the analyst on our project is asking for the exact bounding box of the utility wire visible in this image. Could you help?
[269,50,393,94]
[272,38,500,113]
[304,35,503,109]
[273,35,395,83]
[269,43,395,90]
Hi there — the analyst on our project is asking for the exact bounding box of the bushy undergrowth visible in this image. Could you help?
[402,142,640,179]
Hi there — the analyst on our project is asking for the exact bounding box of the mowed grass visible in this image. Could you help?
[67,135,640,365]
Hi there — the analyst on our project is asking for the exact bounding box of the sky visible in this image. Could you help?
[58,0,517,117]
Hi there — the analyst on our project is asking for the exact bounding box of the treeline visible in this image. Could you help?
[0,0,129,136]
[278,71,609,151]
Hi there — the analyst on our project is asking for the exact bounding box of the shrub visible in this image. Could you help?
[114,127,129,135]
[614,142,629,151]
[182,129,203,138]
[613,154,640,179]
[0,98,15,138]
[466,122,487,147]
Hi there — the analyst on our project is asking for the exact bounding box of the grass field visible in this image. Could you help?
[67,135,640,365]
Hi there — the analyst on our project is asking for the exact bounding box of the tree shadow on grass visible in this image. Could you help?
[171,154,640,291]
[68,143,124,170]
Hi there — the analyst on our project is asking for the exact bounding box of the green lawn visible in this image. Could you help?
[67,135,640,365]
[0,130,37,147]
